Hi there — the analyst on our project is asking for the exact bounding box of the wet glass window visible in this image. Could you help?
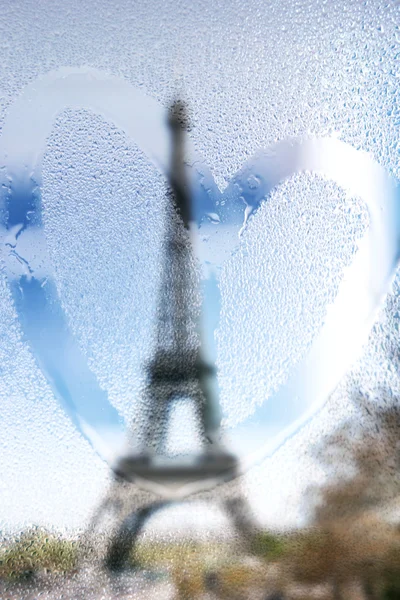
[1,1,400,598]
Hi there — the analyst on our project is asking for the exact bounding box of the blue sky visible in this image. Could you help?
[0,0,399,533]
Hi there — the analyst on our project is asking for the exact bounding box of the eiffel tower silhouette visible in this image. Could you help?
[115,99,236,487]
[89,100,257,572]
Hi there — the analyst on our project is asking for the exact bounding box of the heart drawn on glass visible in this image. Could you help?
[0,67,399,494]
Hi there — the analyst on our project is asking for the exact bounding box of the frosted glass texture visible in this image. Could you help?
[0,0,399,530]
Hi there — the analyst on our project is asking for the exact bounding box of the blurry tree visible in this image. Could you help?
[308,392,400,522]
[289,392,400,599]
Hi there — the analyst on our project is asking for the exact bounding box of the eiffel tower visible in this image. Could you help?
[90,100,257,572]
[114,99,236,487]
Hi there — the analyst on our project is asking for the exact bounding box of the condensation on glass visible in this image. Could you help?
[0,0,399,568]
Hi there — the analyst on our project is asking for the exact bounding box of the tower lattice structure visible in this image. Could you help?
[115,100,235,484]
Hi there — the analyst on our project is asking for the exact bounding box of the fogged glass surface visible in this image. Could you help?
[0,1,399,596]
